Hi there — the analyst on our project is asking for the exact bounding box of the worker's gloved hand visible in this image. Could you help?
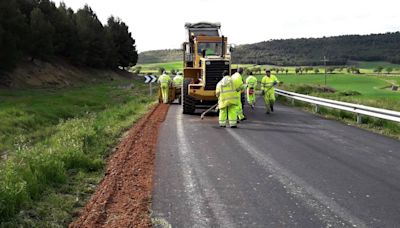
[273,81,278,86]
[236,88,241,92]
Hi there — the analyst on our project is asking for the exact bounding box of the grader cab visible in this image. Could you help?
[181,22,236,114]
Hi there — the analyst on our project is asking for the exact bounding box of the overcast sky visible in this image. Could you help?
[53,0,400,52]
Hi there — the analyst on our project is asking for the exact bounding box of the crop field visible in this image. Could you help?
[137,61,183,74]
[0,78,156,226]
[268,74,399,100]
[279,74,399,112]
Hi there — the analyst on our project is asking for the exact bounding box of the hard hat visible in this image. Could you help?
[265,68,271,72]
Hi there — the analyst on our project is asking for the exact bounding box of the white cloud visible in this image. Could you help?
[53,0,400,52]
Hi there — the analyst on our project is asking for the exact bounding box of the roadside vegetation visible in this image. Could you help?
[0,78,156,226]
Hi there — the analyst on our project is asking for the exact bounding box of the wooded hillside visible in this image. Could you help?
[137,32,400,66]
[232,32,400,66]
[0,0,138,72]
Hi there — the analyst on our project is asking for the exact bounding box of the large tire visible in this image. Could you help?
[182,79,196,114]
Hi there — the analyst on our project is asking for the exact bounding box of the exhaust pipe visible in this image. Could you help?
[221,35,225,58]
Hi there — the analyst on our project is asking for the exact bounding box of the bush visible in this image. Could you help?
[338,90,362,96]
[291,84,336,94]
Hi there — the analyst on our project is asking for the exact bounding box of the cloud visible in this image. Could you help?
[52,0,400,51]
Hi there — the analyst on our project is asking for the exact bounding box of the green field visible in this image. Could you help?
[273,74,399,101]
[136,60,400,75]
[137,61,183,74]
[0,78,156,226]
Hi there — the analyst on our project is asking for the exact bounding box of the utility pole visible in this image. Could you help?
[321,56,329,86]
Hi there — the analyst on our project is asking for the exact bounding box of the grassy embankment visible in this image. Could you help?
[0,77,157,227]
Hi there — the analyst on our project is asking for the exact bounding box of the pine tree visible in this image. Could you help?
[28,8,55,60]
[106,16,138,67]
[0,0,26,70]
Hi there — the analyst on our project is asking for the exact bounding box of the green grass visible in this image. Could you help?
[137,61,183,74]
[274,74,399,100]
[0,78,156,226]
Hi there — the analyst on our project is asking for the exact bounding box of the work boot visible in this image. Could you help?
[231,125,238,128]
[220,125,226,128]
[266,111,270,114]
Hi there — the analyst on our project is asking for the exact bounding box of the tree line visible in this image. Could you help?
[0,0,138,72]
[232,32,400,66]
[240,66,363,75]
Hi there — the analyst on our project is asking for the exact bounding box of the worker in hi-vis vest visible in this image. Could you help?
[231,67,246,121]
[216,70,239,128]
[245,72,258,109]
[173,72,183,88]
[158,71,171,104]
[261,68,281,114]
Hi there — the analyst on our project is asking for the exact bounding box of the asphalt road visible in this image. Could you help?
[152,100,400,228]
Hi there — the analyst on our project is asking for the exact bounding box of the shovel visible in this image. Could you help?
[200,103,218,120]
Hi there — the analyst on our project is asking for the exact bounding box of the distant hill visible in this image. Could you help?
[138,49,182,64]
[140,32,400,66]
[232,32,400,66]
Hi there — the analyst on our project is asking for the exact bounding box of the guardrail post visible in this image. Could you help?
[356,114,362,124]
[314,104,320,113]
[291,98,295,106]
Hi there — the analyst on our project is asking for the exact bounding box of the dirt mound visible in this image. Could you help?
[0,59,134,88]
[69,104,169,228]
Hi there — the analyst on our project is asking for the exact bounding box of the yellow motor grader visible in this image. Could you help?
[181,22,237,114]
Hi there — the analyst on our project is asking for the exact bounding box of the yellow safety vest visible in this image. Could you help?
[246,76,258,89]
[216,76,238,109]
[261,75,279,92]
[173,75,183,88]
[158,74,171,88]
[232,72,244,92]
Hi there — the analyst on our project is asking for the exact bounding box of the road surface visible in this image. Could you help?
[152,100,400,227]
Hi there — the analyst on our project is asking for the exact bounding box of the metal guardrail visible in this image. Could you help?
[275,89,400,123]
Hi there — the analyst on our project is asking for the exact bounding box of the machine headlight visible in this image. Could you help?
[206,61,211,65]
